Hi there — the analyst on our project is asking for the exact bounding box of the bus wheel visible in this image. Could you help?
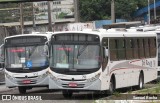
[62,90,73,98]
[18,86,26,94]
[137,73,144,90]
[108,78,115,95]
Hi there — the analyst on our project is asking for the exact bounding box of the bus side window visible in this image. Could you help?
[144,38,150,58]
[138,38,145,58]
[126,38,133,59]
[149,37,156,57]
[133,38,139,59]
[117,39,126,60]
[109,39,118,61]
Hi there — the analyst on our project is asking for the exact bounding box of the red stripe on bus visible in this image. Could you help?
[110,67,142,74]
[129,59,141,63]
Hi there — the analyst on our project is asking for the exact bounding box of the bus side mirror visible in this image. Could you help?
[103,47,108,57]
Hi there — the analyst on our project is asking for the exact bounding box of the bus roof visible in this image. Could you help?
[4,32,53,40]
[52,29,157,38]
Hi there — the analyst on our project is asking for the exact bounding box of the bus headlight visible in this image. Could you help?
[5,73,14,80]
[87,73,101,82]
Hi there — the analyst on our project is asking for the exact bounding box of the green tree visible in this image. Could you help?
[115,0,147,19]
[79,0,148,21]
[79,0,111,22]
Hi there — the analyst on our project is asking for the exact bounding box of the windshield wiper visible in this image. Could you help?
[28,45,38,58]
[77,43,88,58]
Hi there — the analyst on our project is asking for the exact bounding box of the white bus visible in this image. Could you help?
[132,26,160,79]
[146,30,160,79]
[48,30,157,98]
[4,32,52,94]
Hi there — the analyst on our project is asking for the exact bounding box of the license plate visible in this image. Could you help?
[68,82,78,87]
[22,80,31,84]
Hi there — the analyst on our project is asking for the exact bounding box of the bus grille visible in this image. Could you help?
[15,76,38,79]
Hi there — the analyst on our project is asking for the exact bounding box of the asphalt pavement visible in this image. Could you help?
[0,84,16,93]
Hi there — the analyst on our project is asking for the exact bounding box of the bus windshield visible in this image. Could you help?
[6,45,49,69]
[50,44,100,70]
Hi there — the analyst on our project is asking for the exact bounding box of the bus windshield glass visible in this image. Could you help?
[50,44,100,69]
[4,35,49,72]
[50,33,101,73]
[6,45,49,69]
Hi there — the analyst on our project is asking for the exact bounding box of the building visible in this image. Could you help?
[34,0,74,21]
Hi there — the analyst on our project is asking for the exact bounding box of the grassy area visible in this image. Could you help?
[133,86,160,94]
[104,82,160,100]
[132,82,160,94]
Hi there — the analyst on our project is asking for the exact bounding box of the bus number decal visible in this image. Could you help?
[33,73,38,76]
[142,60,152,67]
[82,75,86,79]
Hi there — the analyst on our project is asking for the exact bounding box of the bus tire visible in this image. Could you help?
[62,90,73,98]
[18,86,26,94]
[108,77,115,95]
[137,73,144,90]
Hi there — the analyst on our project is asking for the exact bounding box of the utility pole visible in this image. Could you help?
[111,0,115,23]
[20,3,24,34]
[74,0,80,22]
[48,1,52,31]
[148,0,150,24]
[154,0,156,20]
[32,2,36,31]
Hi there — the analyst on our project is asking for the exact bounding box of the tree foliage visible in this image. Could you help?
[115,0,147,19]
[79,0,111,22]
[79,0,148,21]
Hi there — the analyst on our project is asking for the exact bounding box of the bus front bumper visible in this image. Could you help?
[5,76,49,88]
[49,77,101,91]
